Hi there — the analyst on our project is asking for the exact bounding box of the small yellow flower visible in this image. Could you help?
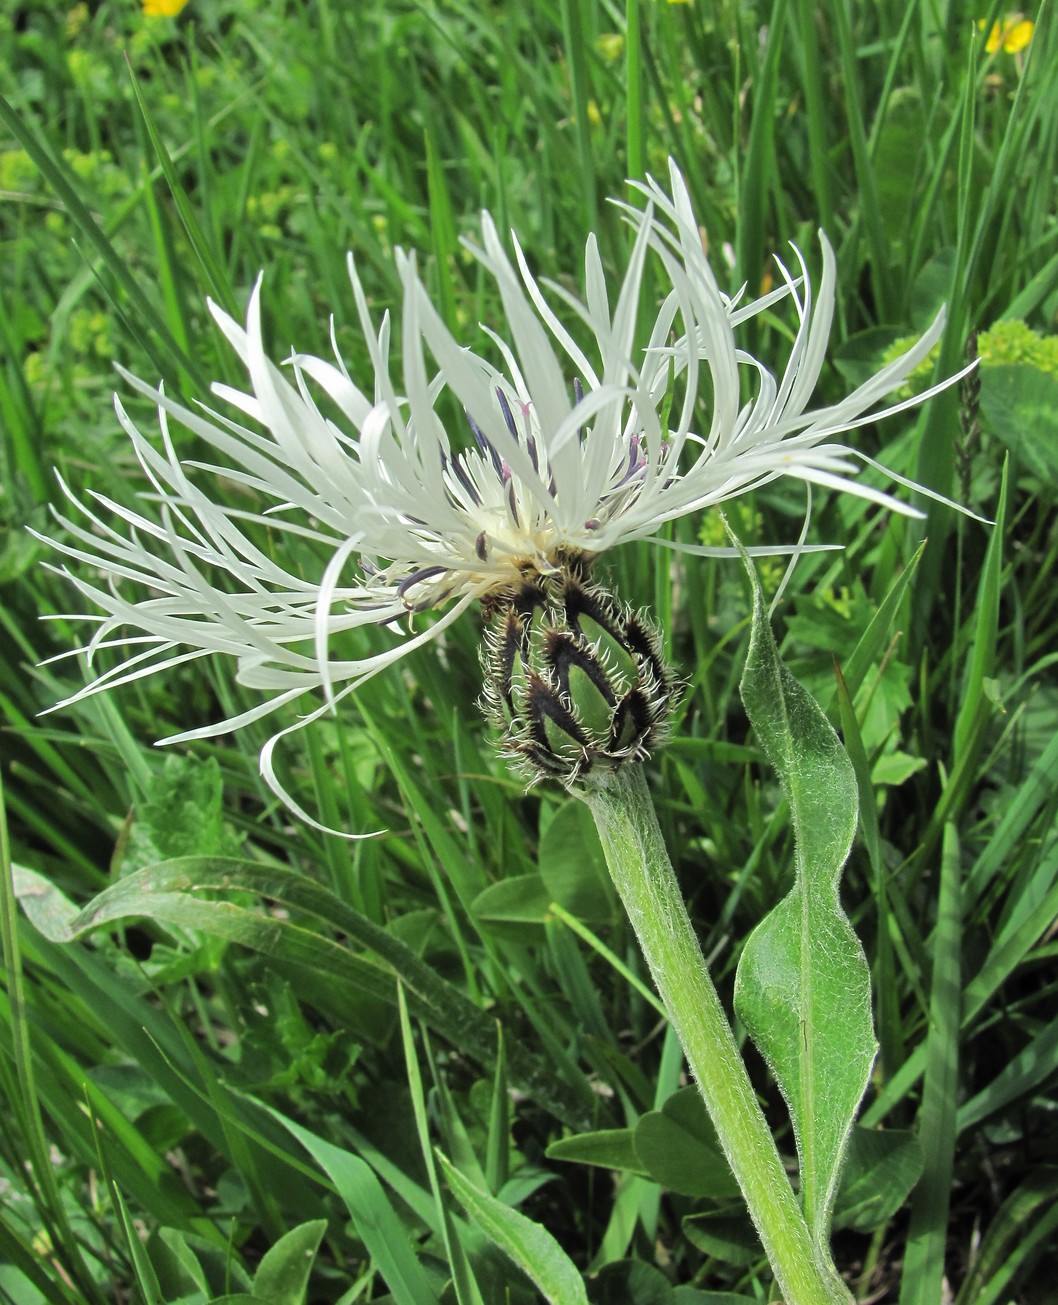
[980,14,1034,53]
[142,0,189,17]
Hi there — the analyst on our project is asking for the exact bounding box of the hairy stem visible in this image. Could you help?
[580,764,851,1305]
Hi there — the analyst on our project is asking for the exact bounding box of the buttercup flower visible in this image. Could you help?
[142,0,190,18]
[43,161,961,827]
[980,13,1034,54]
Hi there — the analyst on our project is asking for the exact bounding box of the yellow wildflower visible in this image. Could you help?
[980,14,1034,54]
[142,0,189,17]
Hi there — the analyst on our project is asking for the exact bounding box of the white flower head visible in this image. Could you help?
[41,160,966,833]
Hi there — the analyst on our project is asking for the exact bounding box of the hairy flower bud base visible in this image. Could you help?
[480,567,678,787]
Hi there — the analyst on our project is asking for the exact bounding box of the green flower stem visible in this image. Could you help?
[580,764,851,1305]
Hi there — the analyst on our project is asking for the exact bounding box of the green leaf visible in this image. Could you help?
[871,87,928,256]
[15,858,593,1127]
[267,1108,439,1305]
[899,825,963,1305]
[538,801,614,924]
[148,1228,209,1302]
[207,1296,280,1304]
[681,1211,761,1267]
[734,554,877,1244]
[251,1220,327,1305]
[586,1260,672,1304]
[125,59,240,320]
[484,1024,510,1195]
[671,1294,757,1305]
[121,755,233,871]
[546,1129,647,1176]
[952,1169,1058,1305]
[632,1088,739,1200]
[832,1128,924,1233]
[980,363,1058,483]
[438,1152,588,1305]
[397,987,486,1305]
[471,875,551,927]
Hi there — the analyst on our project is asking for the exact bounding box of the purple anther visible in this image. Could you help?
[518,401,540,472]
[396,565,447,598]
[450,455,483,506]
[466,408,505,477]
[616,435,647,487]
[496,388,519,440]
[466,409,487,452]
[409,585,451,613]
[475,531,489,560]
[506,478,520,527]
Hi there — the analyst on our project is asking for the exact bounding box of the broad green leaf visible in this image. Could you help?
[438,1153,588,1305]
[252,1220,327,1305]
[632,1089,738,1200]
[147,1229,255,1301]
[681,1211,761,1267]
[980,364,1058,482]
[546,1129,646,1176]
[832,1128,924,1233]
[734,557,876,1244]
[471,875,551,927]
[0,1265,51,1305]
[587,1260,672,1304]
[538,801,614,924]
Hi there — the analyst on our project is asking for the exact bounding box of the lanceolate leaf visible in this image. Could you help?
[734,560,877,1245]
[14,858,594,1128]
[438,1153,589,1305]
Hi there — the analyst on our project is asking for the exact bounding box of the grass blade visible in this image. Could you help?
[898,824,962,1305]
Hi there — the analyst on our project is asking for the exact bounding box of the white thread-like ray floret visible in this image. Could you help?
[41,160,969,833]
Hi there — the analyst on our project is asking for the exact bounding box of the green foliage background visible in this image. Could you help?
[1,1,1057,1301]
